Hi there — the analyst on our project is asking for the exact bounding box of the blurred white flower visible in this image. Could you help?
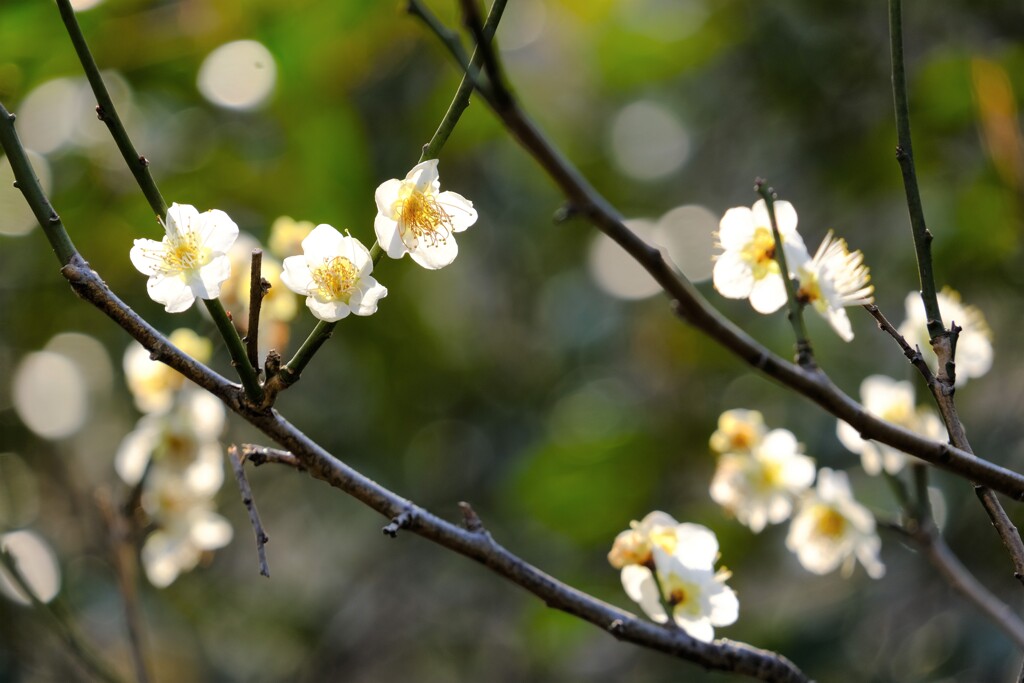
[621,546,737,642]
[140,468,233,588]
[123,329,212,414]
[130,202,239,313]
[709,409,767,455]
[608,511,719,570]
[374,159,478,270]
[790,230,873,342]
[712,199,808,314]
[268,215,314,259]
[897,287,993,385]
[837,375,945,476]
[786,468,884,579]
[710,428,816,533]
[281,224,387,322]
[115,389,226,496]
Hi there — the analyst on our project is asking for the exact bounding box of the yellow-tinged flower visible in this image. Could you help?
[124,329,212,414]
[786,468,884,579]
[374,159,478,270]
[837,375,945,476]
[130,203,239,313]
[897,287,993,385]
[268,215,315,259]
[790,230,874,341]
[280,224,387,322]
[709,409,767,455]
[710,428,816,533]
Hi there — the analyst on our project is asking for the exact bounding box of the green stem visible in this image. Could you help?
[755,181,814,368]
[0,547,127,683]
[912,463,932,527]
[370,243,384,266]
[55,0,167,218]
[204,298,263,402]
[888,0,944,341]
[281,319,337,383]
[0,106,78,264]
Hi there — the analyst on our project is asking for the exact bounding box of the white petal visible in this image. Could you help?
[184,390,226,439]
[198,209,239,254]
[194,254,232,300]
[302,224,346,258]
[305,296,350,322]
[712,252,754,299]
[674,614,714,643]
[346,236,374,273]
[748,274,787,314]
[165,203,200,240]
[114,422,156,485]
[280,255,314,296]
[759,429,798,457]
[836,420,864,454]
[620,565,667,623]
[374,214,407,259]
[707,584,739,627]
[956,332,993,380]
[752,198,800,241]
[374,179,403,218]
[189,511,233,550]
[639,511,680,530]
[148,275,196,313]
[436,191,477,233]
[858,443,885,476]
[673,524,719,570]
[825,307,854,342]
[187,444,226,497]
[782,454,817,490]
[410,236,459,270]
[717,207,755,250]
[349,278,388,316]
[405,159,440,194]
[130,239,167,276]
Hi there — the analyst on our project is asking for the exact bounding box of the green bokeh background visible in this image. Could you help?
[2,0,1024,681]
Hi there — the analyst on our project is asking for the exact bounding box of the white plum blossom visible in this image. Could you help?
[280,224,388,322]
[786,468,884,579]
[130,203,239,313]
[837,375,945,476]
[712,199,808,314]
[709,409,768,456]
[710,428,816,533]
[123,328,212,414]
[898,287,993,385]
[374,159,478,270]
[608,511,720,570]
[115,389,226,497]
[140,467,233,588]
[619,541,738,642]
[790,230,874,341]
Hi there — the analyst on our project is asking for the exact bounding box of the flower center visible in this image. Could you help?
[726,422,758,451]
[742,227,779,279]
[813,506,847,539]
[796,268,822,305]
[397,190,453,247]
[756,458,783,491]
[158,231,206,274]
[310,256,359,302]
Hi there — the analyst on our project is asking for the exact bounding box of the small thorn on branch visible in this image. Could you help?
[383,509,414,538]
[138,155,149,168]
[95,105,106,121]
[458,501,485,533]
[607,619,625,636]
[553,203,579,223]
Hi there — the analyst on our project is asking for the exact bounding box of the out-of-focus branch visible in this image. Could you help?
[404,7,1024,499]
[0,544,128,683]
[245,249,268,375]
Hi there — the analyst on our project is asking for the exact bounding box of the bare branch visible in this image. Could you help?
[228,446,271,578]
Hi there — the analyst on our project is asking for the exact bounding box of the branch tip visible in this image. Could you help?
[383,510,415,538]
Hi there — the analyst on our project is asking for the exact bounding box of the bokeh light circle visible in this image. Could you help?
[12,351,88,440]
[197,40,277,111]
[0,530,61,605]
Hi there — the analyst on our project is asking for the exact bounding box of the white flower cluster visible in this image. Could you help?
[712,200,874,341]
[117,332,233,587]
[130,161,475,323]
[708,409,884,579]
[609,513,738,642]
[898,287,993,386]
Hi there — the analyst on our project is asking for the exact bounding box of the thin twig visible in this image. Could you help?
[863,303,936,384]
[0,545,128,683]
[55,0,166,218]
[227,446,270,577]
[241,444,305,471]
[95,490,150,683]
[888,0,943,341]
[245,249,268,374]
[457,0,510,106]
[755,179,815,368]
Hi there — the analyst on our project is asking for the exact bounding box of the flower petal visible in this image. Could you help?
[405,159,440,194]
[707,584,739,627]
[148,275,196,313]
[374,214,407,259]
[717,207,755,250]
[437,191,478,233]
[374,179,403,218]
[165,203,200,240]
[712,252,754,300]
[198,209,239,254]
[130,239,167,276]
[620,565,668,623]
[281,255,314,296]
[349,278,388,316]
[673,524,719,570]
[409,235,459,270]
[305,296,350,322]
[748,274,787,314]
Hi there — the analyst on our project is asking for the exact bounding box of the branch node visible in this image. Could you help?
[553,203,579,224]
[138,155,149,168]
[458,501,486,533]
[607,619,625,637]
[383,509,415,538]
[95,104,106,121]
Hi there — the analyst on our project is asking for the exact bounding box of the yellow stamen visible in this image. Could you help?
[741,227,779,279]
[814,507,846,539]
[396,190,454,247]
[310,256,359,302]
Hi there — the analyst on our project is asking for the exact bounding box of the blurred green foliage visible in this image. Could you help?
[2,0,1024,681]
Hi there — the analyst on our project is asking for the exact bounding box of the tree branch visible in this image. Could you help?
[228,445,271,577]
